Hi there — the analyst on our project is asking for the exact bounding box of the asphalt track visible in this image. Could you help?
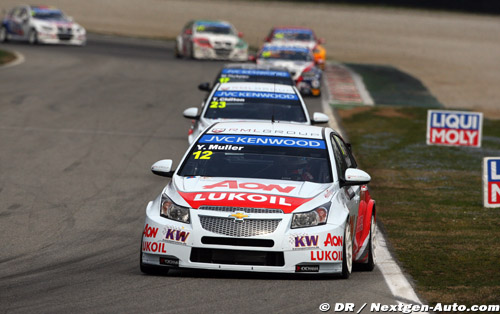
[1,34,399,313]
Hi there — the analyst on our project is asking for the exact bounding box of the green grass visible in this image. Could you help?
[0,49,16,65]
[339,106,500,306]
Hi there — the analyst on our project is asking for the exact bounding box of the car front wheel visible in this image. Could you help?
[28,29,38,45]
[341,219,353,279]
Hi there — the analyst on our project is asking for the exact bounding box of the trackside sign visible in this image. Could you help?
[426,110,483,147]
[483,157,500,208]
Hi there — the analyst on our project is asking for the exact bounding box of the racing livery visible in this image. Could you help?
[198,64,295,92]
[256,44,323,96]
[0,5,86,45]
[140,122,377,277]
[264,27,326,69]
[183,82,329,143]
[175,20,248,61]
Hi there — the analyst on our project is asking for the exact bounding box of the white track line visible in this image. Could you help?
[322,72,427,311]
[0,50,25,69]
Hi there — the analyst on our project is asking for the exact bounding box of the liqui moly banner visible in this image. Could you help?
[483,157,500,208]
[426,110,483,147]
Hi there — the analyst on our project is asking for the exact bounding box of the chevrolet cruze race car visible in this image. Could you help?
[264,27,326,69]
[183,81,329,143]
[140,121,376,277]
[198,63,295,92]
[175,20,248,61]
[256,44,322,96]
[0,5,86,45]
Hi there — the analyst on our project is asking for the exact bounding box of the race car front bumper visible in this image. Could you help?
[141,202,346,274]
[37,31,86,46]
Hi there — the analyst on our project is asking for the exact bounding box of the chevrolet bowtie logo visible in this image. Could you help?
[230,212,249,220]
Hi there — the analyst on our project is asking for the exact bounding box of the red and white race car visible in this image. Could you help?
[140,121,376,277]
[175,20,248,61]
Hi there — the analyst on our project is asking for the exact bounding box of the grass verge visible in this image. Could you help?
[0,49,16,65]
[339,106,500,306]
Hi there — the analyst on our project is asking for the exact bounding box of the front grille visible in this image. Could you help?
[201,236,274,247]
[190,248,284,266]
[214,49,232,58]
[199,206,283,214]
[57,34,72,40]
[199,216,281,237]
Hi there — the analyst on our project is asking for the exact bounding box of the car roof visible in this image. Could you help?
[206,121,326,140]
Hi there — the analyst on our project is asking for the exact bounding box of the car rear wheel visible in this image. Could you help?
[341,219,353,279]
[0,26,8,42]
[28,29,38,45]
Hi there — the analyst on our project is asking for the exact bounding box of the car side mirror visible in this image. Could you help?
[238,31,244,38]
[311,112,329,124]
[183,107,199,120]
[151,159,175,177]
[248,54,256,62]
[198,82,211,91]
[67,16,74,22]
[342,168,371,186]
[318,38,325,45]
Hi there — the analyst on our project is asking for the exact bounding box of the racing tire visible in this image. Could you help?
[174,43,181,58]
[28,29,38,45]
[358,213,377,271]
[0,26,8,43]
[139,243,169,275]
[340,219,353,279]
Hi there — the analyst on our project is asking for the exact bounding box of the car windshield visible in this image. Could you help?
[259,49,311,61]
[217,69,294,85]
[273,30,315,42]
[204,89,307,122]
[195,23,233,35]
[31,8,65,20]
[179,134,332,183]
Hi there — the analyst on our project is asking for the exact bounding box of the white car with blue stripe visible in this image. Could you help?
[140,121,377,277]
[183,82,329,143]
[0,5,86,46]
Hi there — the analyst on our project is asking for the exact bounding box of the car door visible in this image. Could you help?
[330,134,360,226]
[17,7,31,40]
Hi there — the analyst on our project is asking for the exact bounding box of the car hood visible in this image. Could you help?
[257,60,313,80]
[170,176,331,213]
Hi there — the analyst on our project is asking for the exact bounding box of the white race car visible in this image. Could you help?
[175,20,248,61]
[256,44,322,96]
[141,121,376,277]
[0,5,86,46]
[183,81,329,143]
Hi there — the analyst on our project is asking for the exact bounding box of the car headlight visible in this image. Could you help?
[235,40,247,49]
[291,204,329,229]
[160,194,190,223]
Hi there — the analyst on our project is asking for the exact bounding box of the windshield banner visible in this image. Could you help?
[214,91,298,100]
[199,135,326,149]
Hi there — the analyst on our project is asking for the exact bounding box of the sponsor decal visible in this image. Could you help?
[178,191,311,213]
[229,212,249,220]
[323,234,343,247]
[214,91,298,100]
[295,265,319,272]
[162,227,190,244]
[426,110,483,147]
[203,180,295,193]
[208,128,321,138]
[199,135,326,149]
[483,157,500,208]
[262,46,310,53]
[159,257,179,267]
[196,144,244,151]
[143,224,158,238]
[310,250,343,261]
[289,234,319,249]
[221,68,290,78]
[324,188,334,199]
[142,241,167,253]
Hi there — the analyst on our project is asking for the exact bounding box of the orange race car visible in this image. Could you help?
[264,26,326,69]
